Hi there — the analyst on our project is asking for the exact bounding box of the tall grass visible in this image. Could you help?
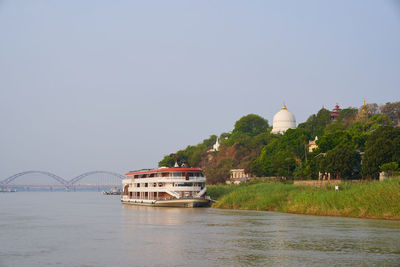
[207,178,400,220]
[207,184,236,200]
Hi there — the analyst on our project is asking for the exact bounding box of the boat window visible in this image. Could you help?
[153,183,157,187]
[162,172,169,177]
[134,175,139,178]
[145,183,148,187]
[136,183,140,188]
[174,182,193,187]
[172,172,182,177]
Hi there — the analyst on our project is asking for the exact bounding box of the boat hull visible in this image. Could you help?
[121,198,211,208]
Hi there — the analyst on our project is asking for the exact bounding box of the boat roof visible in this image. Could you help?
[125,167,203,176]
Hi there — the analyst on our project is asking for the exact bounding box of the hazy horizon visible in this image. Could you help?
[1,1,399,179]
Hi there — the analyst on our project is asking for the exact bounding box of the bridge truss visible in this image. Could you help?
[0,171,125,191]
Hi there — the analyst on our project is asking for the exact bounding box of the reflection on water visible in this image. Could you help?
[121,204,400,266]
[0,192,399,266]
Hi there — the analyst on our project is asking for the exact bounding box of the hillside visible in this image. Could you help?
[159,101,400,183]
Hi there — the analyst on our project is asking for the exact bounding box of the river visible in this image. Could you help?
[1,192,399,266]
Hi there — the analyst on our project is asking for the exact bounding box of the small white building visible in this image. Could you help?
[208,137,220,152]
[226,169,250,184]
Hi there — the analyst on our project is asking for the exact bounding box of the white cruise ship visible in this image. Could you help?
[121,167,211,207]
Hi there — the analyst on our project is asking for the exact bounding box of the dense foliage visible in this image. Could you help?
[362,126,400,178]
[159,101,400,183]
[298,108,331,138]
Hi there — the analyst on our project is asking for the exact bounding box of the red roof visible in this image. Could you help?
[331,104,342,119]
[125,167,203,176]
[332,104,342,113]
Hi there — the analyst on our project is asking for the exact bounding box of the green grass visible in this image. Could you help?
[207,178,400,220]
[207,184,236,200]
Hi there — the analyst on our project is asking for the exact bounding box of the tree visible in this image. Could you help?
[380,102,400,125]
[337,108,358,128]
[257,149,296,177]
[298,108,331,138]
[365,103,379,116]
[380,162,399,177]
[254,128,311,177]
[202,135,217,148]
[324,121,346,134]
[293,161,312,179]
[323,143,361,179]
[231,114,269,137]
[249,158,264,177]
[273,150,296,177]
[316,131,352,153]
[278,128,311,160]
[352,114,393,133]
[362,126,400,178]
[158,155,175,167]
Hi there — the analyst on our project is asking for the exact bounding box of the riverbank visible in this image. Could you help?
[207,178,400,220]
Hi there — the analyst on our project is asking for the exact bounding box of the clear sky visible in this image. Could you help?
[1,0,399,180]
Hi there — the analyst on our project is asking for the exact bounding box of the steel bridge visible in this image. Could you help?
[0,171,125,191]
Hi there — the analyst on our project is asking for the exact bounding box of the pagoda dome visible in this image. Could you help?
[271,105,296,134]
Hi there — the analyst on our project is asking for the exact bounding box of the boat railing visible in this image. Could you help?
[121,195,207,202]
[126,196,207,201]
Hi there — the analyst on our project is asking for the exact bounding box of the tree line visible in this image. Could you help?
[159,101,400,184]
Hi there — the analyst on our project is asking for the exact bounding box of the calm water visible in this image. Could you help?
[1,192,399,267]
